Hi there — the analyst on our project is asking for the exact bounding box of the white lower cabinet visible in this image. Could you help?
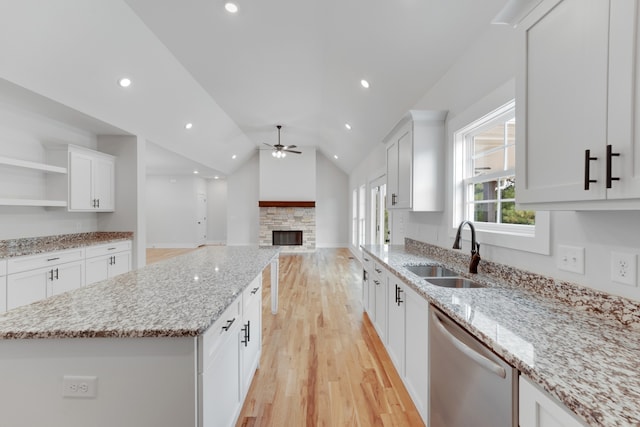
[199,274,263,427]
[387,276,405,374]
[85,241,132,285]
[372,269,387,342]
[403,284,429,421]
[520,376,587,427]
[0,260,6,313]
[240,276,262,399]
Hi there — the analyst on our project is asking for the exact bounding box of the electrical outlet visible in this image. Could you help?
[557,245,585,274]
[62,376,97,398]
[611,252,637,286]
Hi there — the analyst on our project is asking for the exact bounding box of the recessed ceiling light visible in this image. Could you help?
[185,123,193,130]
[225,2,238,13]
[334,155,339,159]
[118,77,132,88]
[360,79,370,89]
[345,123,352,130]
[214,176,219,180]
[193,170,199,174]
[232,154,237,159]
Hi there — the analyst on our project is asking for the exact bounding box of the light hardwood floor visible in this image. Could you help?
[145,247,423,426]
[238,248,423,426]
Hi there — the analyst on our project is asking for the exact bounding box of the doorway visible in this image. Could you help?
[370,177,389,246]
[196,192,207,246]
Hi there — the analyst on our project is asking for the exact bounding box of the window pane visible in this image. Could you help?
[473,124,505,156]
[506,119,515,145]
[473,202,497,223]
[499,177,516,200]
[474,150,505,175]
[474,181,498,202]
[506,145,515,170]
[501,202,536,225]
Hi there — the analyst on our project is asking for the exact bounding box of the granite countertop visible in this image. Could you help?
[361,244,640,427]
[0,231,134,258]
[0,246,279,339]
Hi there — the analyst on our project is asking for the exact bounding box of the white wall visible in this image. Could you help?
[259,148,316,201]
[207,179,227,244]
[227,153,260,245]
[98,135,146,268]
[349,25,640,301]
[0,101,99,239]
[146,175,205,248]
[316,152,348,247]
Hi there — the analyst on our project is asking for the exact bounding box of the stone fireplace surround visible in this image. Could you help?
[258,201,315,252]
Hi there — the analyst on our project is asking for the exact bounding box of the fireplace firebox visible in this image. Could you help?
[272,230,303,246]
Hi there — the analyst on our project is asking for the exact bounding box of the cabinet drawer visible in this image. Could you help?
[362,253,373,272]
[85,240,131,258]
[198,296,242,373]
[0,259,6,276]
[7,248,85,274]
[242,275,262,311]
[372,261,385,277]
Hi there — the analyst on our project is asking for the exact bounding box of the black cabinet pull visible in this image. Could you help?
[391,193,397,205]
[49,269,54,281]
[373,279,380,286]
[397,287,404,306]
[47,257,60,262]
[606,144,620,188]
[375,268,382,274]
[364,257,370,262]
[55,268,59,280]
[246,320,250,343]
[107,247,116,251]
[584,149,598,190]
[222,318,236,331]
[251,287,259,295]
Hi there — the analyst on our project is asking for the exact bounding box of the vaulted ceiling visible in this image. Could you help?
[0,0,507,177]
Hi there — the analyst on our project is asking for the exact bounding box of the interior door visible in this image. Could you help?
[196,192,207,246]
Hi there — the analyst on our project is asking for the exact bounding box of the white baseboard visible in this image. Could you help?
[316,243,349,249]
[206,240,226,246]
[146,243,199,249]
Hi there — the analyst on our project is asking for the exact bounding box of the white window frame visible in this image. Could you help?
[451,86,550,255]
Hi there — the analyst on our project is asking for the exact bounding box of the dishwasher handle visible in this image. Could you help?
[431,310,506,379]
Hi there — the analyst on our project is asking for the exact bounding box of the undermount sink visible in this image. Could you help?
[404,264,459,278]
[425,277,486,289]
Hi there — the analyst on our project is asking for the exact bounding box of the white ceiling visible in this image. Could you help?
[0,0,507,176]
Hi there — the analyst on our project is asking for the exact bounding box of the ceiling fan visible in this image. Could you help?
[263,125,301,158]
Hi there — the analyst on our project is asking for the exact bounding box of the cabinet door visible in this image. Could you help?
[362,270,369,312]
[386,279,405,375]
[386,141,399,209]
[200,325,241,427]
[68,151,94,210]
[373,273,387,342]
[6,268,48,310]
[516,0,610,204]
[240,294,261,399]
[367,274,376,319]
[0,275,6,313]
[86,255,109,285]
[396,126,412,209]
[404,286,429,422]
[108,252,131,278]
[93,156,114,211]
[608,0,640,200]
[48,261,83,297]
[520,376,587,427]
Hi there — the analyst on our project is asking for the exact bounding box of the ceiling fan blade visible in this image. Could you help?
[284,144,297,149]
[284,149,302,154]
[263,142,274,147]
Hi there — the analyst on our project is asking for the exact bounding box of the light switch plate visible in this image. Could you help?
[557,245,585,274]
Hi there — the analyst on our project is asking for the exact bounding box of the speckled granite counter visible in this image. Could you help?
[0,246,279,339]
[0,231,134,258]
[361,242,640,427]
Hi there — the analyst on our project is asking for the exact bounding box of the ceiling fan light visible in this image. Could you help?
[282,152,286,158]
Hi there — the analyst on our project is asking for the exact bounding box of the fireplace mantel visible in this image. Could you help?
[258,201,315,208]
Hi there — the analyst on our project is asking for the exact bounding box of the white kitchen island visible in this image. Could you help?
[0,246,279,427]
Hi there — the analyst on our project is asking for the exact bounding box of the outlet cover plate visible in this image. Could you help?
[62,375,97,398]
[557,245,585,274]
[611,252,637,286]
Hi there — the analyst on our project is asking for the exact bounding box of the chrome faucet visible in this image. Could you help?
[453,220,481,274]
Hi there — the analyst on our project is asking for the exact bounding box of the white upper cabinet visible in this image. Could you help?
[68,147,115,211]
[516,0,640,209]
[385,110,447,211]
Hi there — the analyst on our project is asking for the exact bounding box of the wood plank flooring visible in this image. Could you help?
[146,247,202,265]
[237,248,424,426]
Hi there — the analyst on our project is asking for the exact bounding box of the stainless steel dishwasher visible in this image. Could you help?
[429,305,518,427]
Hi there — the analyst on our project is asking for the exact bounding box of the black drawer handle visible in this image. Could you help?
[251,287,259,295]
[373,279,380,286]
[107,247,117,251]
[222,318,236,332]
[606,144,620,188]
[47,257,60,262]
[584,149,598,190]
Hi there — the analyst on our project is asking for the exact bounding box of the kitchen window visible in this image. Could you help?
[453,96,550,254]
